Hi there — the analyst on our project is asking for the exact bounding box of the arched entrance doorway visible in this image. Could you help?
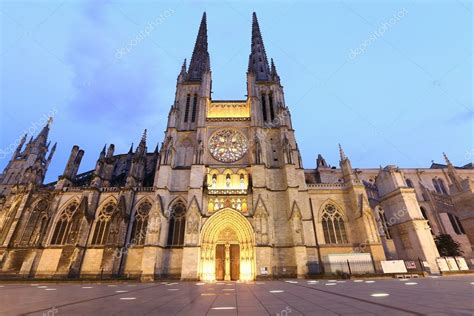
[199,208,255,281]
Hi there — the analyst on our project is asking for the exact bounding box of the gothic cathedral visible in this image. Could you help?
[0,13,473,281]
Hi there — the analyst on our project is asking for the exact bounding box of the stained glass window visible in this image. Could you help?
[208,129,248,162]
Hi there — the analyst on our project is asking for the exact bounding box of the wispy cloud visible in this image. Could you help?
[446,108,474,125]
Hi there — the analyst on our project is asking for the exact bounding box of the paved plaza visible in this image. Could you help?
[0,276,473,315]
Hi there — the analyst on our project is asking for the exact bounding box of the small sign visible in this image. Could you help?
[381,260,407,273]
[436,258,450,271]
[260,267,268,275]
[405,261,416,269]
[455,257,469,271]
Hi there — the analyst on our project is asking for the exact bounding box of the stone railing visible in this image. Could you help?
[432,192,454,206]
[135,187,155,192]
[101,187,120,192]
[62,187,86,192]
[307,183,346,189]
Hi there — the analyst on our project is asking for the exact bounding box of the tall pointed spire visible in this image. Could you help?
[34,117,52,145]
[46,142,57,167]
[443,152,463,191]
[248,12,270,81]
[13,134,27,158]
[100,144,106,159]
[270,58,280,82]
[178,58,187,82]
[135,129,147,158]
[339,143,347,161]
[187,12,210,82]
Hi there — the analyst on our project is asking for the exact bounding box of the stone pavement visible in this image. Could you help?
[0,276,473,315]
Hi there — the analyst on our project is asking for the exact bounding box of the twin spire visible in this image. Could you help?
[186,12,210,81]
[182,12,278,82]
[248,12,271,81]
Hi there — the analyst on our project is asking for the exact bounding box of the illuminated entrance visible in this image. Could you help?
[199,208,255,281]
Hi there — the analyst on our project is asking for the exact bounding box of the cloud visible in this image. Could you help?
[65,0,158,126]
[446,108,474,125]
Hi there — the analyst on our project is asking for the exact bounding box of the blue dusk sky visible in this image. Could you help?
[0,0,472,183]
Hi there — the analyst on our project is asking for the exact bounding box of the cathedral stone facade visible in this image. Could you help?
[0,13,473,281]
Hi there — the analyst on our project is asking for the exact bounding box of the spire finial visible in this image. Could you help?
[34,118,52,145]
[248,12,270,81]
[187,12,210,81]
[339,143,347,161]
[443,152,452,166]
[141,129,147,144]
[128,143,134,154]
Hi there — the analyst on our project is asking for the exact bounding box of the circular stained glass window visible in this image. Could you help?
[208,129,248,162]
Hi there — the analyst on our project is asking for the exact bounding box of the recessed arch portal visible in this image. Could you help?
[199,208,255,281]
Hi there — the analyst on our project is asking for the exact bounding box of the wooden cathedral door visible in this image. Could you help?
[230,244,240,281]
[215,244,225,281]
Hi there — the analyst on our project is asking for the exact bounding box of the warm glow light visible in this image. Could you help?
[371,293,389,297]
[269,290,284,293]
[211,307,236,310]
[240,260,253,281]
[207,101,250,119]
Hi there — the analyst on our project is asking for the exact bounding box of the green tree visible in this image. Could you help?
[435,234,463,257]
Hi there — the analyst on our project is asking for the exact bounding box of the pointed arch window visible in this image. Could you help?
[91,202,116,245]
[191,94,198,123]
[0,203,20,245]
[131,202,151,245]
[167,201,186,246]
[377,207,392,240]
[406,178,414,188]
[261,93,267,122]
[51,202,79,245]
[448,213,465,235]
[269,92,275,121]
[184,94,191,123]
[19,199,49,246]
[432,178,441,193]
[438,179,448,195]
[321,203,348,244]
